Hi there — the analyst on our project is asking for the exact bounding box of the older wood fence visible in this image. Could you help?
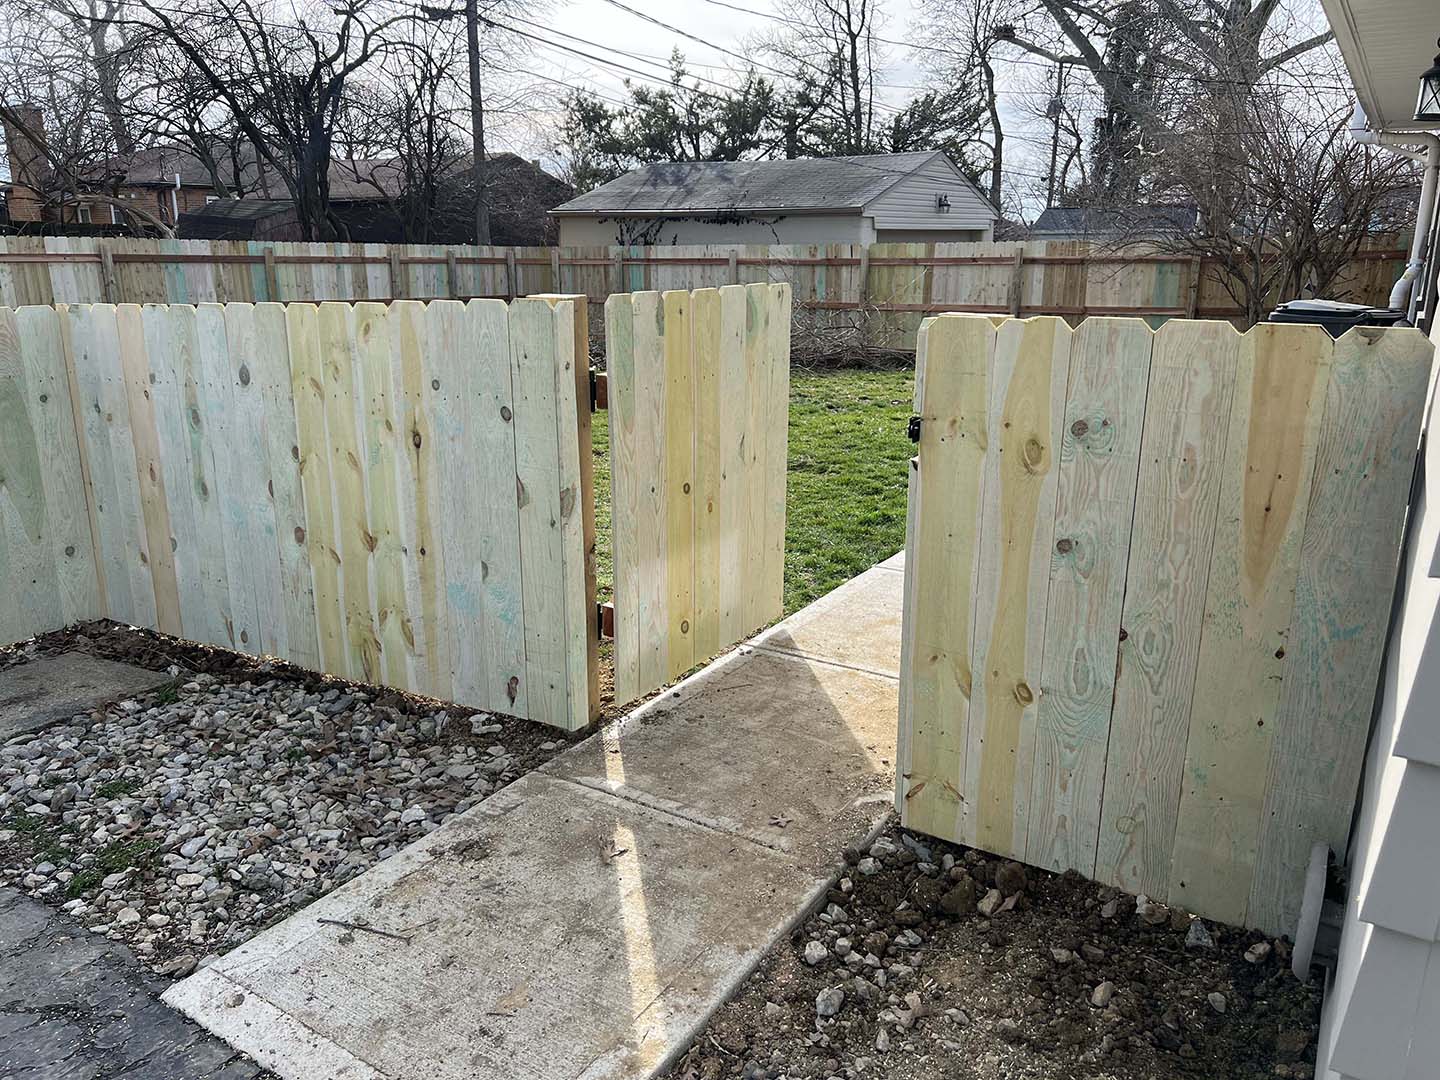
[605,284,791,703]
[1,298,596,730]
[0,236,1408,349]
[897,313,1434,935]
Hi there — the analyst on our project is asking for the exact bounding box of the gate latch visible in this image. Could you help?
[907,415,923,443]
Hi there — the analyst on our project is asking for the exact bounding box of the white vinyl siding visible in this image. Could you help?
[862,154,996,235]
[556,212,872,247]
[1319,322,1440,1080]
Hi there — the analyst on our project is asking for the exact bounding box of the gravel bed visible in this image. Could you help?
[671,826,1321,1080]
[0,622,583,978]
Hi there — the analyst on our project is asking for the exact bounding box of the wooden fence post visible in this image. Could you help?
[263,247,280,301]
[529,291,601,723]
[857,245,871,351]
[611,249,624,297]
[447,249,460,298]
[98,243,119,304]
[389,248,406,299]
[1008,249,1025,316]
[550,247,562,292]
[1187,257,1202,319]
[505,249,518,299]
[728,250,739,285]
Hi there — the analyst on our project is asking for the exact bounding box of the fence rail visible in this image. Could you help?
[0,237,1409,350]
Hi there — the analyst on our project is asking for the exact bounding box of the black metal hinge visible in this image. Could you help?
[907,415,923,443]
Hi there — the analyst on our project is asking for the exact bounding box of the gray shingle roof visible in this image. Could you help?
[552,152,943,214]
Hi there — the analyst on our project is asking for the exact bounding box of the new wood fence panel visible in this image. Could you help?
[1094,320,1240,902]
[608,283,789,706]
[900,314,1432,934]
[0,298,591,729]
[965,316,1071,857]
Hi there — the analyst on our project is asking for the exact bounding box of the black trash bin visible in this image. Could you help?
[1267,299,1408,337]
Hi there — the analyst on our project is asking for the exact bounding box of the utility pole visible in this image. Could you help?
[1045,61,1067,208]
[467,0,491,244]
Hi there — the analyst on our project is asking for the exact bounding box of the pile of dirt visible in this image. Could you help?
[672,826,1320,1080]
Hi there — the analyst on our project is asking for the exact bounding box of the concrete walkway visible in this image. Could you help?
[164,557,905,1080]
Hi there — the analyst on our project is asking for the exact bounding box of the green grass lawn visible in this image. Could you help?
[590,366,914,617]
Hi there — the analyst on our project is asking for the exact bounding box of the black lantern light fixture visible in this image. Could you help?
[1418,37,1440,123]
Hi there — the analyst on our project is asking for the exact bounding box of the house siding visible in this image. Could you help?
[555,212,871,247]
[862,155,995,236]
[1320,321,1440,1080]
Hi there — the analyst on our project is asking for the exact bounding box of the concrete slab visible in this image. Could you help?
[165,774,837,1080]
[165,570,903,1080]
[0,653,164,741]
[544,647,897,855]
[751,565,904,678]
[877,549,905,572]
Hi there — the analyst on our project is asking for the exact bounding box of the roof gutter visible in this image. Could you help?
[1350,103,1440,321]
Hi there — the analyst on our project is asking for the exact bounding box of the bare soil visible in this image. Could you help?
[671,825,1320,1080]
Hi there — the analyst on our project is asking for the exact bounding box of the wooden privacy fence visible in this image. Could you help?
[605,283,791,703]
[0,236,1409,349]
[1,298,596,730]
[897,313,1433,935]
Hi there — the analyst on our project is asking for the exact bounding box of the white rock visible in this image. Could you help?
[1244,941,1272,964]
[1090,981,1116,1008]
[114,907,141,926]
[804,940,829,966]
[1208,992,1227,1013]
[977,888,1002,916]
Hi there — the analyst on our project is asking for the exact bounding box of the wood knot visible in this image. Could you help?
[1070,419,1089,438]
[500,405,513,422]
[680,619,690,634]
[1013,681,1034,706]
[1022,436,1044,471]
[1056,537,1074,554]
[412,430,422,450]
[238,364,250,387]
[294,526,306,544]
[431,378,441,391]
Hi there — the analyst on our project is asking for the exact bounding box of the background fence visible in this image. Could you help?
[897,313,1433,936]
[1,298,596,731]
[606,283,790,703]
[0,236,1409,353]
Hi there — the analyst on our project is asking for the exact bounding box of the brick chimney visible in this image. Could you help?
[2,105,49,222]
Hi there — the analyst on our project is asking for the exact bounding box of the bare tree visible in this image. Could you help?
[106,0,421,240]
[1126,98,1416,323]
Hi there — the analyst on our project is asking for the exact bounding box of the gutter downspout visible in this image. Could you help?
[171,172,181,227]
[1350,103,1440,323]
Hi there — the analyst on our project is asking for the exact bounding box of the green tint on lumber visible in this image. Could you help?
[0,299,594,732]
[899,313,1434,935]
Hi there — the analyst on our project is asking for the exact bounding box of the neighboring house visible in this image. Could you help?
[550,151,997,246]
[1,107,570,243]
[1311,4,1440,1080]
[1026,204,1199,242]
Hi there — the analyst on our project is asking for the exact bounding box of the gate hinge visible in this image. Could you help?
[907,415,923,443]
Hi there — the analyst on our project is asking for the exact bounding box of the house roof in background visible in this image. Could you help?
[552,152,961,214]
[1029,204,1199,239]
[1320,0,1440,132]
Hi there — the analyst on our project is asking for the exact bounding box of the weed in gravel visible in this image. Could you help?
[96,778,141,799]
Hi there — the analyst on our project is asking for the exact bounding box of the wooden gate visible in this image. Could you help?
[605,283,791,705]
[897,313,1433,934]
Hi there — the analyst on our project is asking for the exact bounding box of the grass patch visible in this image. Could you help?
[590,365,913,616]
[6,809,77,865]
[96,778,141,799]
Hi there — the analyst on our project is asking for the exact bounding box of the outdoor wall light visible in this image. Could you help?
[1417,38,1440,123]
